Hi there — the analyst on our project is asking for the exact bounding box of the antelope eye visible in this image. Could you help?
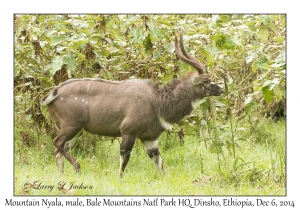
[203,80,209,83]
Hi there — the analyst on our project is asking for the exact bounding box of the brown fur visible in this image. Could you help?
[42,31,223,175]
[41,73,222,174]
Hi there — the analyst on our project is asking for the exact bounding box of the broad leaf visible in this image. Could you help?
[273,37,284,43]
[49,56,63,75]
[244,94,253,106]
[50,36,66,46]
[63,54,76,72]
[258,26,270,42]
[76,52,86,60]
[262,86,275,103]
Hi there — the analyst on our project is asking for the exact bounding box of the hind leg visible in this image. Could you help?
[55,130,83,173]
[142,140,164,174]
[53,127,82,172]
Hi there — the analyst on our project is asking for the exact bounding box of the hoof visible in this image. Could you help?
[74,162,81,173]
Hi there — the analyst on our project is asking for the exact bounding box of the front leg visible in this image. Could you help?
[119,135,136,177]
[142,140,164,174]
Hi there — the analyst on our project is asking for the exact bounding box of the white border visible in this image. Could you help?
[3,0,299,209]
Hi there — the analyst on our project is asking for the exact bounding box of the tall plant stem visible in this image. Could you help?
[223,75,236,158]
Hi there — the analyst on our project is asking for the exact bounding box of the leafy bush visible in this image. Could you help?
[14,14,286,161]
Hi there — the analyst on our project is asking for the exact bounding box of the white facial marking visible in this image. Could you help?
[202,86,204,90]
[158,116,173,130]
[82,99,84,102]
[75,97,77,100]
[61,97,63,100]
[86,100,88,105]
[210,82,216,85]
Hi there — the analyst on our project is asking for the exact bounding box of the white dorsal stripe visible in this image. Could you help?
[158,116,173,130]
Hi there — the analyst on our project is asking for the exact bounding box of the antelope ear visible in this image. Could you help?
[192,77,205,85]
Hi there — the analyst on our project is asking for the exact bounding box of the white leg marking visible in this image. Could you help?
[82,99,84,102]
[56,152,64,173]
[61,97,63,100]
[119,155,125,176]
[75,97,77,100]
[152,155,163,174]
[66,130,82,149]
[143,140,158,150]
[56,131,82,173]
[143,140,164,173]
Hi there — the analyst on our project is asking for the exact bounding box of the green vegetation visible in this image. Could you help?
[15,118,285,195]
[14,14,286,195]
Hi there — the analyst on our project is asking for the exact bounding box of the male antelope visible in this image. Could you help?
[42,31,222,176]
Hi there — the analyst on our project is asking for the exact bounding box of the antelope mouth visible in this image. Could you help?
[217,89,223,96]
[212,88,223,96]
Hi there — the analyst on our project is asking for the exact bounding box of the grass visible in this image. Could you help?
[14,118,286,196]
